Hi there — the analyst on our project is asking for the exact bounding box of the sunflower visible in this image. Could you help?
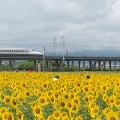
[96,116,102,120]
[66,101,72,110]
[54,91,59,99]
[4,96,11,104]
[21,82,26,88]
[10,96,18,108]
[69,111,75,118]
[30,101,37,108]
[49,95,55,103]
[71,103,78,112]
[88,101,96,110]
[47,91,53,97]
[17,110,24,120]
[39,96,47,105]
[33,105,42,117]
[53,103,59,109]
[0,107,8,115]
[53,110,61,119]
[60,100,66,108]
[114,100,120,108]
[37,116,44,120]
[72,96,80,105]
[106,112,118,120]
[63,93,69,100]
[108,96,115,108]
[42,83,48,89]
[76,116,83,120]
[69,92,75,99]
[24,89,31,98]
[2,112,14,120]
[62,116,69,120]
[47,115,53,120]
[2,112,8,119]
[61,112,67,118]
[0,92,4,100]
[90,107,99,118]
[102,107,112,115]
[83,95,89,104]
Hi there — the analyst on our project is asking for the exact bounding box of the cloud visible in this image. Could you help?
[0,0,119,53]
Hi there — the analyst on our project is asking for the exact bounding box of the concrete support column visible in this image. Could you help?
[83,61,85,71]
[89,61,92,70]
[103,61,106,70]
[13,60,15,70]
[98,61,101,70]
[9,60,12,70]
[72,61,74,70]
[55,61,59,71]
[119,61,120,70]
[37,60,41,72]
[0,59,2,71]
[60,61,62,71]
[94,61,96,70]
[67,61,69,71]
[50,61,52,71]
[46,61,49,71]
[78,61,80,71]
[114,61,116,70]
[109,61,111,71]
[34,60,37,71]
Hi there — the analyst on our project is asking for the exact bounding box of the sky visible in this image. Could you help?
[0,0,120,54]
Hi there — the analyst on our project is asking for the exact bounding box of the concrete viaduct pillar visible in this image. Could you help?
[46,61,49,71]
[55,61,59,71]
[67,61,69,71]
[9,60,12,70]
[34,60,37,71]
[109,61,111,71]
[50,61,52,71]
[60,61,62,71]
[72,61,74,70]
[89,61,92,70]
[114,61,116,70]
[83,60,85,71]
[103,61,106,70]
[94,61,96,70]
[78,61,80,71]
[0,59,2,71]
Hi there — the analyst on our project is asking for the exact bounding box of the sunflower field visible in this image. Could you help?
[0,72,120,120]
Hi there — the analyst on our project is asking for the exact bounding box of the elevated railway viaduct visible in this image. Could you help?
[0,53,120,71]
[44,55,120,71]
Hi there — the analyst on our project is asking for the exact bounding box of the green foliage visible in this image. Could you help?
[106,86,114,97]
[25,95,38,103]
[42,103,54,119]
[18,61,34,70]
[0,100,18,120]
[19,103,35,120]
[95,94,108,111]
[76,93,92,120]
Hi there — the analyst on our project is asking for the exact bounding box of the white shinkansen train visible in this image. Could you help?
[0,48,43,55]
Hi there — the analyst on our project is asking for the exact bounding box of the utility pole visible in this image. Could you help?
[53,37,56,55]
[43,45,47,72]
[61,36,65,61]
